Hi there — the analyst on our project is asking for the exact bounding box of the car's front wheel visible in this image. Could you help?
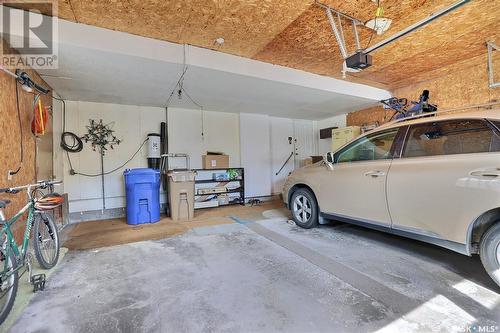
[480,222,500,287]
[290,188,318,229]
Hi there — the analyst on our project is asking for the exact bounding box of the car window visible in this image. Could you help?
[336,129,398,163]
[491,120,500,133]
[403,119,500,158]
[489,120,500,152]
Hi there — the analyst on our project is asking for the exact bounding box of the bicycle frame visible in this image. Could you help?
[1,200,35,275]
[0,179,62,278]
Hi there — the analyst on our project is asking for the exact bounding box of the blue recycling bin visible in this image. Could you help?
[124,168,161,225]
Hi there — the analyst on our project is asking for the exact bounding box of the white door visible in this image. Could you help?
[270,117,295,194]
[388,119,500,244]
[320,128,400,226]
[293,120,315,168]
[240,113,272,197]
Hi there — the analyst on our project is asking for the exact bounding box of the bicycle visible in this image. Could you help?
[0,180,63,325]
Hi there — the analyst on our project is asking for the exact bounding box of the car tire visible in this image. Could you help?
[290,188,318,229]
[479,222,500,288]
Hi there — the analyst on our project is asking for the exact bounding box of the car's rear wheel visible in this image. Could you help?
[479,222,500,288]
[290,188,318,229]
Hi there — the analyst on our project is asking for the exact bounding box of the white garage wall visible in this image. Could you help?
[59,101,165,212]
[167,107,203,169]
[58,103,243,212]
[53,100,332,213]
[167,108,240,169]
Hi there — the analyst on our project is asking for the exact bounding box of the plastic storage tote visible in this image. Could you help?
[124,168,161,225]
[168,171,196,221]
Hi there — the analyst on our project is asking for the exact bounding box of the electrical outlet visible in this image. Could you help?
[7,170,13,180]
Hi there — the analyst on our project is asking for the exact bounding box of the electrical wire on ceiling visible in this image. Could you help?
[165,44,189,107]
[164,44,206,139]
[181,86,205,139]
[364,0,380,49]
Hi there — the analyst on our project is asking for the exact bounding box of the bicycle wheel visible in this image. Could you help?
[0,249,18,325]
[33,212,60,269]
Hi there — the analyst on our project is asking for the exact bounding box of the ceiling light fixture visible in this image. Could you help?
[365,17,392,35]
[365,2,392,35]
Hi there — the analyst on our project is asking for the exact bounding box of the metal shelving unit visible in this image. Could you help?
[193,168,245,209]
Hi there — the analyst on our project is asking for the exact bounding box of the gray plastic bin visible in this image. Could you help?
[168,171,196,221]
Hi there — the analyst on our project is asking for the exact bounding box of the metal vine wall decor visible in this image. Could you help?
[81,119,122,210]
[81,119,121,155]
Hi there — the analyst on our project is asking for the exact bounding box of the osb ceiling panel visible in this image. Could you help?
[4,1,76,21]
[354,0,500,85]
[254,4,364,79]
[391,44,499,90]
[254,0,497,87]
[355,21,500,85]
[249,3,385,88]
[58,0,314,58]
[6,0,497,89]
[253,0,455,76]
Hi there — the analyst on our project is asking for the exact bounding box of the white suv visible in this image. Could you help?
[283,109,500,287]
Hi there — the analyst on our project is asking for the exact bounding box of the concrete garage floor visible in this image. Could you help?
[8,209,500,332]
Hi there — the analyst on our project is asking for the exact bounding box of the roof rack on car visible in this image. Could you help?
[379,101,500,128]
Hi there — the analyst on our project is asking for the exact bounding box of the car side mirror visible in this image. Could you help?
[323,152,334,170]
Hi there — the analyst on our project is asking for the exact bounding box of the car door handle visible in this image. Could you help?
[364,170,386,178]
[470,171,500,178]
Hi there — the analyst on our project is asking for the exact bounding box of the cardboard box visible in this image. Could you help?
[202,154,229,169]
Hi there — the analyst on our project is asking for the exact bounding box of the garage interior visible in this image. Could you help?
[0,0,499,332]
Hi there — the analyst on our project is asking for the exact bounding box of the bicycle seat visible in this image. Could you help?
[0,199,11,209]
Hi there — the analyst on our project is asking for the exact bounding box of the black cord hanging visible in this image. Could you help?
[53,96,84,153]
[10,81,24,176]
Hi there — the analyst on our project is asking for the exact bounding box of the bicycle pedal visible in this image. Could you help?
[31,274,46,292]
